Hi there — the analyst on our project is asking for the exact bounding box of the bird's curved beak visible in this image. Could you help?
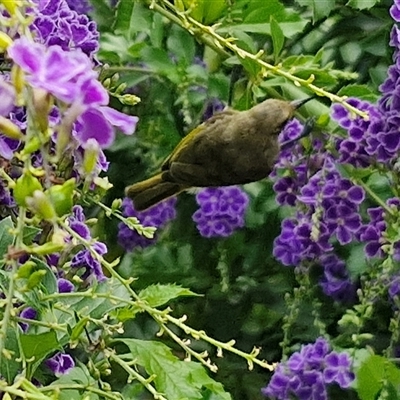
[290,97,314,109]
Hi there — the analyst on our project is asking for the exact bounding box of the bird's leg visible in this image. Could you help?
[280,117,316,151]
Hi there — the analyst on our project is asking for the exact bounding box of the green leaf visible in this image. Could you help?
[51,364,99,400]
[30,257,58,295]
[20,331,59,361]
[138,283,200,307]
[23,226,41,246]
[202,0,226,24]
[167,25,195,64]
[0,328,21,382]
[116,339,231,399]
[113,0,134,34]
[270,17,284,61]
[356,355,400,400]
[140,47,179,82]
[296,0,335,22]
[337,84,379,102]
[217,20,308,39]
[0,216,14,261]
[346,0,379,10]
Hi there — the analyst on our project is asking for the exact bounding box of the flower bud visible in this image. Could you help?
[0,0,19,15]
[26,190,57,221]
[29,242,65,256]
[45,178,75,217]
[13,171,42,207]
[0,115,22,139]
[82,139,100,176]
[0,32,12,51]
[33,88,52,132]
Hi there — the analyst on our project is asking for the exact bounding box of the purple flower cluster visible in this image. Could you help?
[118,198,177,251]
[332,99,385,166]
[319,254,356,303]
[357,198,400,260]
[8,38,138,149]
[32,0,98,58]
[192,187,249,238]
[262,337,355,400]
[273,157,364,266]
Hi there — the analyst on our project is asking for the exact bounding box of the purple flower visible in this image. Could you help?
[46,352,75,375]
[65,0,92,15]
[68,205,91,240]
[193,187,249,238]
[262,338,355,399]
[8,38,101,105]
[71,241,107,282]
[0,80,16,117]
[57,278,74,293]
[19,307,37,332]
[323,352,355,388]
[319,254,356,303]
[118,197,177,251]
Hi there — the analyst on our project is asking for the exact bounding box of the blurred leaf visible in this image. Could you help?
[337,84,379,102]
[356,355,400,400]
[140,47,179,82]
[167,25,195,65]
[0,216,13,262]
[138,283,200,307]
[117,339,232,399]
[296,0,335,22]
[113,0,134,34]
[270,17,285,61]
[347,0,380,10]
[217,21,308,38]
[23,226,41,246]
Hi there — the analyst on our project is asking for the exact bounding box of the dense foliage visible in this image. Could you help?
[1,0,400,399]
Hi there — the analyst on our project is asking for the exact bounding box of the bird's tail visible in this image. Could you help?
[125,173,186,211]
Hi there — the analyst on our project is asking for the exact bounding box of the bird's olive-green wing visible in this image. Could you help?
[161,109,238,171]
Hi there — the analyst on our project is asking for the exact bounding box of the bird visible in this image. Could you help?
[125,97,312,211]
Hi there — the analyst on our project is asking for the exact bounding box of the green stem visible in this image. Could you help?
[109,353,167,400]
[0,208,26,365]
[146,0,368,118]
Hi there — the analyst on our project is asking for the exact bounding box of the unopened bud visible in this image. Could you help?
[13,171,42,207]
[0,0,20,15]
[0,32,12,51]
[45,178,75,217]
[26,190,57,221]
[29,242,65,256]
[82,139,100,175]
[33,88,52,132]
[0,115,22,139]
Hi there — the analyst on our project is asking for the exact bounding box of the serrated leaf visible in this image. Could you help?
[296,0,335,22]
[270,17,284,61]
[117,339,231,399]
[20,331,59,360]
[337,84,379,102]
[138,284,200,307]
[0,216,13,261]
[356,355,400,400]
[346,0,379,10]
